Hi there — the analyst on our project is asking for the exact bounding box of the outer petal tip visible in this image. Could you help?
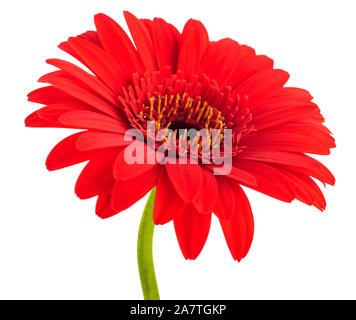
[174,206,211,260]
[123,10,136,21]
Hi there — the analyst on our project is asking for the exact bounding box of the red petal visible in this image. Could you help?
[28,86,86,106]
[233,69,289,104]
[113,144,161,180]
[251,93,317,112]
[153,168,187,225]
[238,150,335,185]
[233,158,295,202]
[46,58,117,105]
[96,190,117,219]
[76,131,129,151]
[111,166,160,212]
[276,167,326,211]
[124,11,157,71]
[46,132,102,171]
[200,38,241,87]
[213,176,236,220]
[25,110,68,128]
[59,110,130,133]
[251,103,321,130]
[59,41,86,66]
[68,36,127,93]
[174,205,212,260]
[165,163,203,203]
[177,19,209,77]
[209,164,257,186]
[151,18,179,72]
[26,104,89,129]
[141,19,154,38]
[229,46,274,88]
[78,31,102,46]
[220,183,254,261]
[75,150,117,199]
[94,13,144,75]
[58,31,103,68]
[168,23,181,45]
[39,75,121,119]
[37,104,92,122]
[267,86,313,102]
[193,168,218,214]
[241,126,335,155]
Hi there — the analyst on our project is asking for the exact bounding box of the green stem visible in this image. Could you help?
[137,187,160,300]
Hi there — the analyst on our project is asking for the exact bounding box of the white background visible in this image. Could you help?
[0,0,355,300]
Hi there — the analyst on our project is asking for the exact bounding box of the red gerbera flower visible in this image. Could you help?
[26,11,335,264]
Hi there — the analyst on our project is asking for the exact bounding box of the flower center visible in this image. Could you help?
[140,93,226,133]
[118,67,254,160]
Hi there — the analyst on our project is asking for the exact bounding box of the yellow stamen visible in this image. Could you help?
[149,97,155,118]
[203,106,211,120]
[193,100,201,117]
[186,108,193,120]
[196,103,206,122]
[175,94,180,107]
[184,97,191,111]
[157,95,161,114]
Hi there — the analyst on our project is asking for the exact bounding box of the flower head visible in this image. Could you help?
[26,11,335,261]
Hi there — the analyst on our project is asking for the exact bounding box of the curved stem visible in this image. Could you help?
[137,187,160,300]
